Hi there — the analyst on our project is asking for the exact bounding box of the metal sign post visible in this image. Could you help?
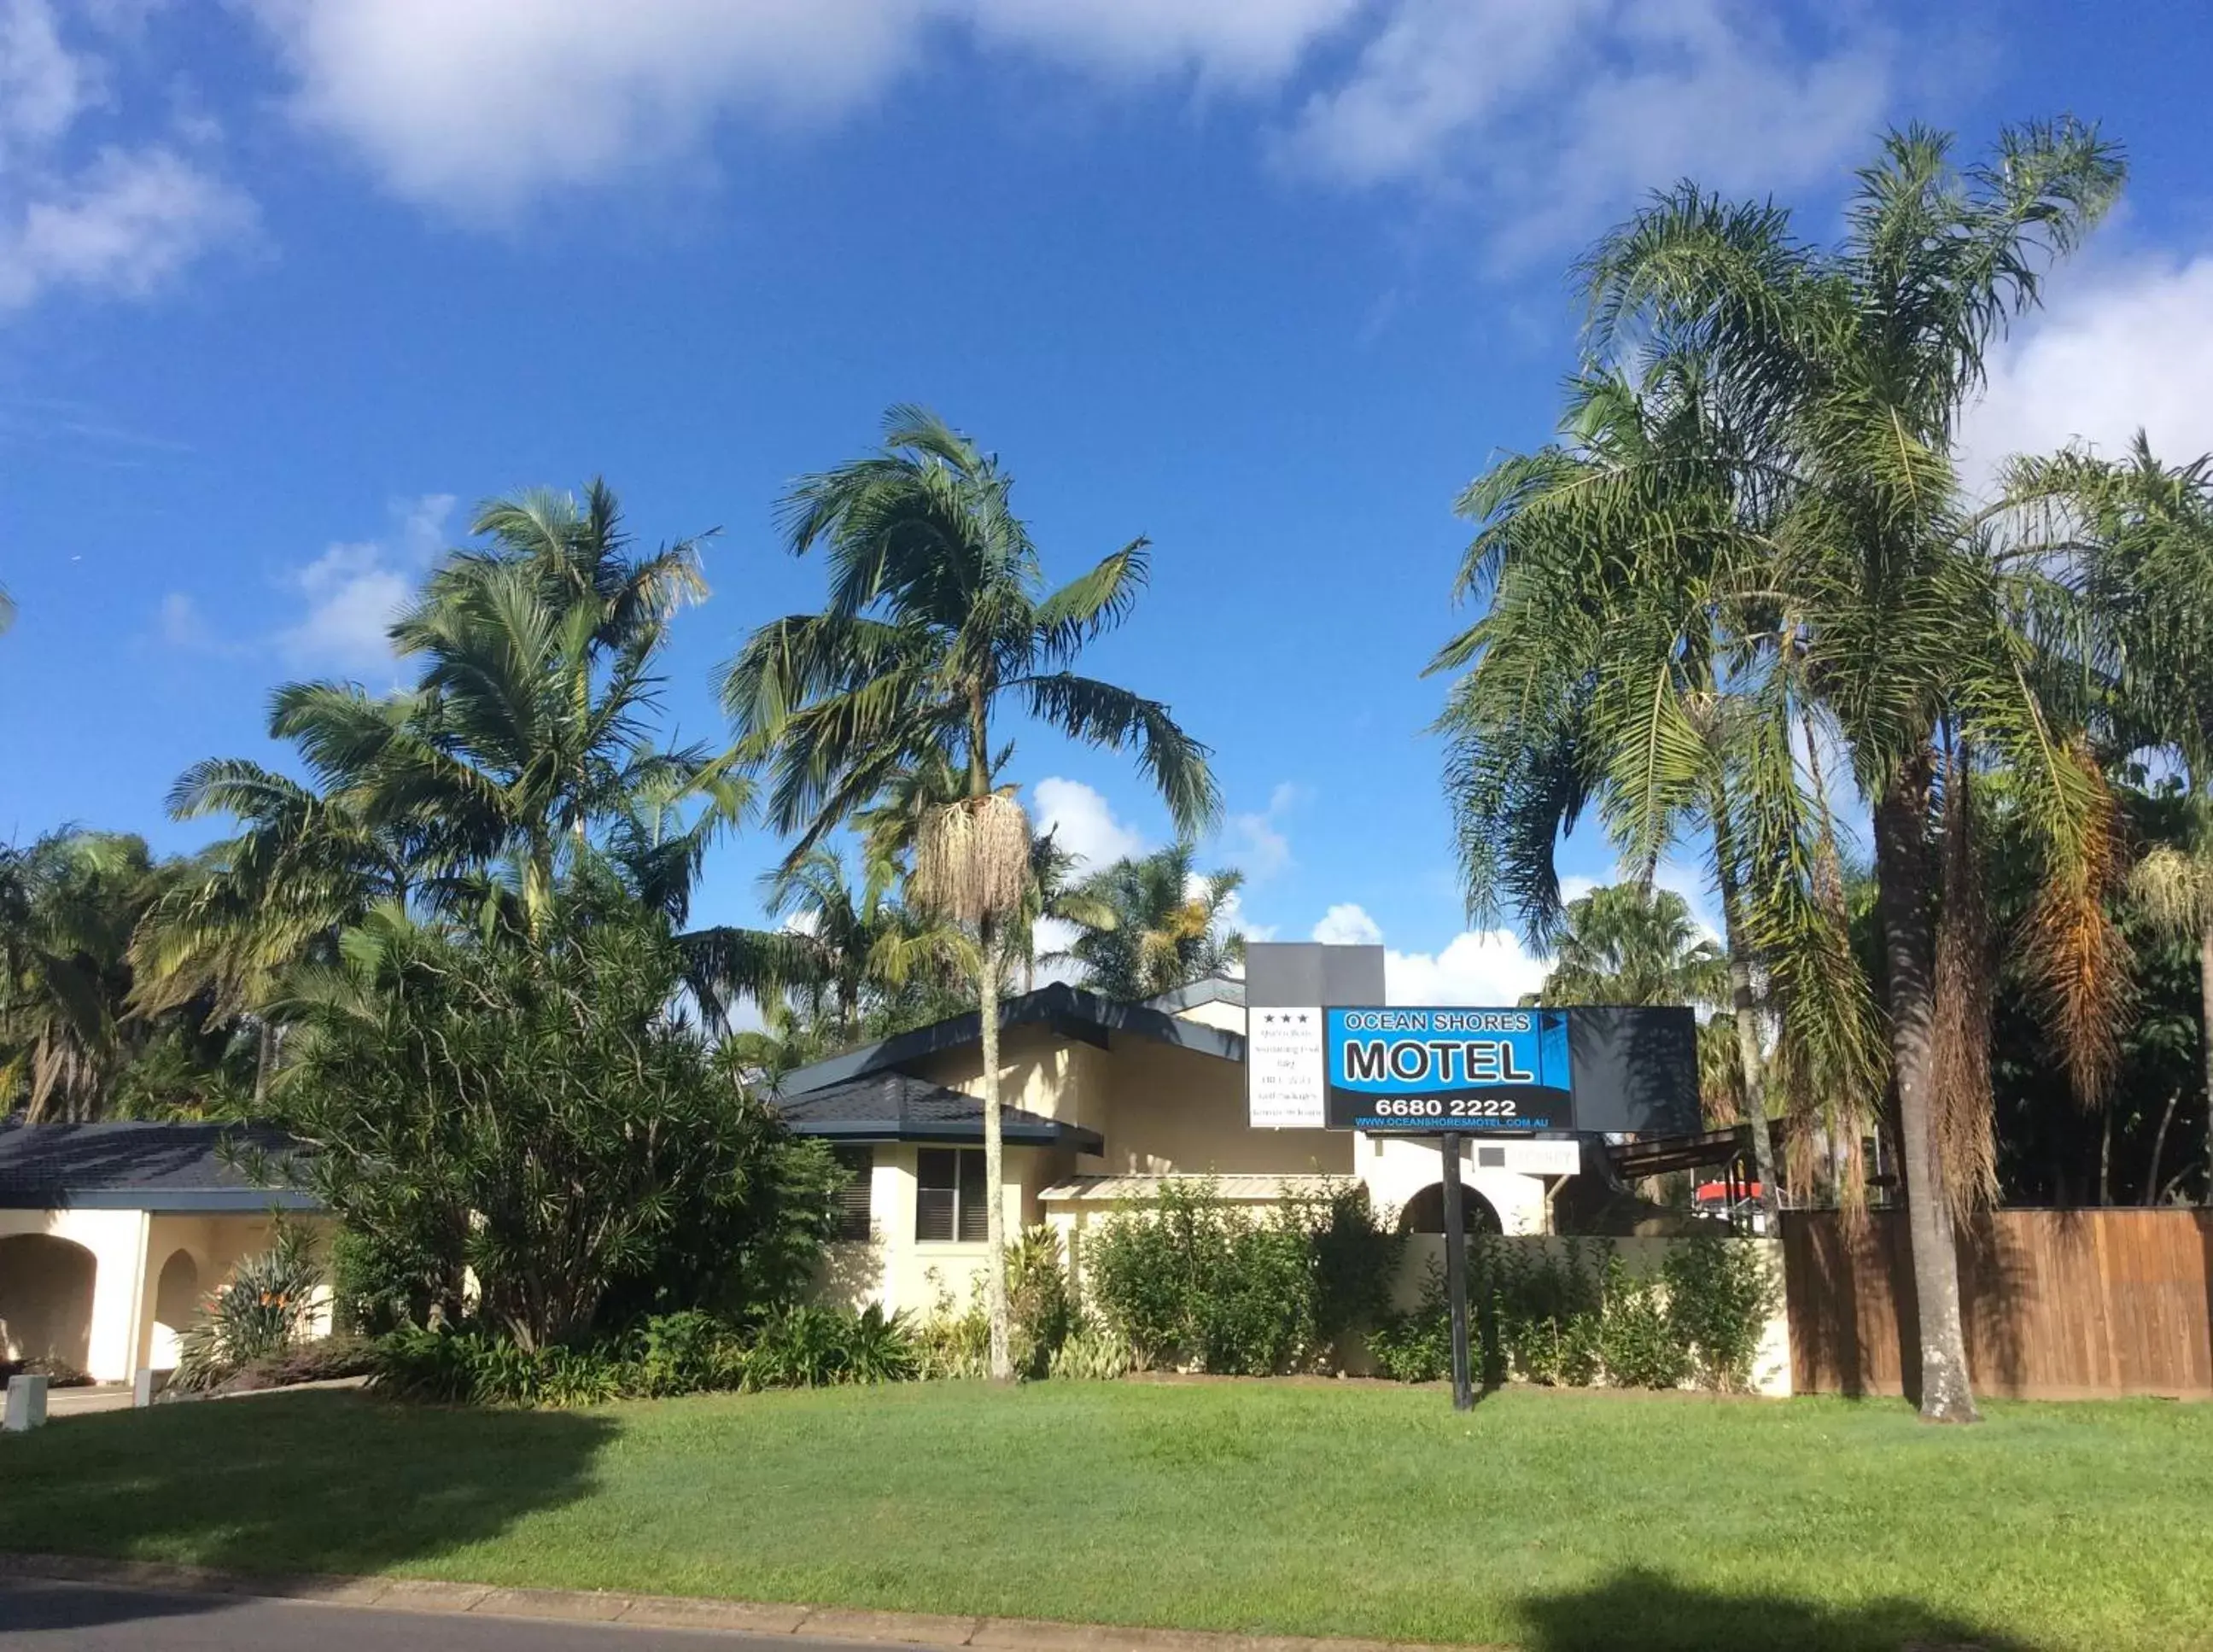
[1438,1135,1474,1411]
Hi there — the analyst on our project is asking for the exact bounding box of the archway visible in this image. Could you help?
[0,1234,97,1378]
[150,1248,201,1370]
[1398,1182,1503,1235]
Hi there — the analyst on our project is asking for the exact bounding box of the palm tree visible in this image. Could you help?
[1445,122,2126,1421]
[2017,437,2213,1200]
[1533,883,1728,1007]
[149,482,756,1055]
[1433,358,1857,1229]
[759,849,973,1046]
[1057,843,1244,1001]
[721,406,1218,1380]
[2,832,160,1118]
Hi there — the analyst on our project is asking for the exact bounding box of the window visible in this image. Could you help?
[915,1147,989,1243]
[831,1146,873,1242]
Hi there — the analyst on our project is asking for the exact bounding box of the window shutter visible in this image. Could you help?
[832,1146,873,1241]
[915,1148,956,1242]
[956,1149,990,1244]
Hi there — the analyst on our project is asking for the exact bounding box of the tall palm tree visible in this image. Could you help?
[1445,122,2126,1421]
[1533,883,1729,1007]
[1433,357,1855,1228]
[1057,843,1244,1001]
[2017,437,2213,1199]
[721,406,1218,1380]
[2,832,159,1118]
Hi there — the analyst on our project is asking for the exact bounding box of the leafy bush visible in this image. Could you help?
[1088,1179,1402,1375]
[276,908,843,1351]
[1662,1236,1777,1392]
[629,1310,747,1397]
[172,1222,324,1392]
[914,1281,991,1380]
[1047,1316,1133,1381]
[744,1304,916,1389]
[1595,1251,1693,1390]
[1004,1225,1078,1377]
[1367,1239,1767,1393]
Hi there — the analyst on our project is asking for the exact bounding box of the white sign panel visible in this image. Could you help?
[1468,1138,1583,1176]
[1247,1006,1325,1128]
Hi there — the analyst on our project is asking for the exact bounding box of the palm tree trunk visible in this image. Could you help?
[254,1018,276,1110]
[1710,795,1780,1231]
[978,919,1013,1381]
[2145,1089,2181,1206]
[1873,762,1979,1423]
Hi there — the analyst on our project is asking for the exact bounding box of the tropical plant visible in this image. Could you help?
[1056,843,1245,1001]
[270,897,844,1350]
[1530,883,1728,1007]
[1438,121,2128,1421]
[721,405,1218,1379]
[2012,437,2213,1200]
[1,831,244,1120]
[171,1220,324,1392]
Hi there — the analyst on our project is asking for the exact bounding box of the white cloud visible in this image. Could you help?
[275,541,417,673]
[1959,252,2213,493]
[242,0,1361,213]
[273,491,456,673]
[1311,902,1384,947]
[1277,0,1891,256]
[1386,931,1550,1007]
[1310,901,1547,1005]
[236,0,1877,242]
[1031,776,1146,869]
[0,0,248,313]
[1221,779,1300,882]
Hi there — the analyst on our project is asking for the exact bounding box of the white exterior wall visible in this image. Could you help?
[0,1209,149,1383]
[817,1143,1042,1317]
[1356,1134,1551,1234]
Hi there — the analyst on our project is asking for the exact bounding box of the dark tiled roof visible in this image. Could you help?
[780,981,1241,1097]
[0,1123,319,1211]
[774,1071,1103,1153]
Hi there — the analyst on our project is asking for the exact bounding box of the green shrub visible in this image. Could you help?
[1004,1225,1078,1377]
[629,1311,746,1397]
[1661,1236,1775,1392]
[914,1281,991,1380]
[1047,1316,1133,1381]
[1367,1239,1765,1393]
[172,1221,324,1392]
[1365,1263,1453,1383]
[744,1304,916,1389]
[1087,1179,1401,1376]
[1595,1251,1693,1389]
[277,908,843,1351]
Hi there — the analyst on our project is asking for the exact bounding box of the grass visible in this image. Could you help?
[3,1381,2210,1651]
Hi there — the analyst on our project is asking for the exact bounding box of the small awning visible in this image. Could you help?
[772,1071,1103,1153]
[1039,1172,1354,1205]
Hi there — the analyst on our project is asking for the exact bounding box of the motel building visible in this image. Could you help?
[773,976,1603,1315]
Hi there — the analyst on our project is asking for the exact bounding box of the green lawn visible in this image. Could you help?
[3,1381,2209,1651]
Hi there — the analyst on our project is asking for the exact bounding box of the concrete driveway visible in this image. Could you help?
[0,1580,937,1650]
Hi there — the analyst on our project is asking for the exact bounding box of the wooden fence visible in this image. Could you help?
[1781,1207,2213,1400]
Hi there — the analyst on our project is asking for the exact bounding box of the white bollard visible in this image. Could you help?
[132,1368,158,1409]
[3,1374,49,1432]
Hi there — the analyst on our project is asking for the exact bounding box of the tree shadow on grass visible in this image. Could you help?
[0,1392,612,1586]
[1513,1567,2040,1652]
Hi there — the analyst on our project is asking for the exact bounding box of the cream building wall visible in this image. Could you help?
[0,1208,329,1384]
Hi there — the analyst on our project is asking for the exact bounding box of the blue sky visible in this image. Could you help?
[3,0,2212,1002]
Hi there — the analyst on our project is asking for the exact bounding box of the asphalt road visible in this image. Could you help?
[0,1581,933,1650]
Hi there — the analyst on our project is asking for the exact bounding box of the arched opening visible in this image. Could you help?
[0,1234,98,1379]
[1398,1183,1503,1235]
[150,1248,201,1371]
